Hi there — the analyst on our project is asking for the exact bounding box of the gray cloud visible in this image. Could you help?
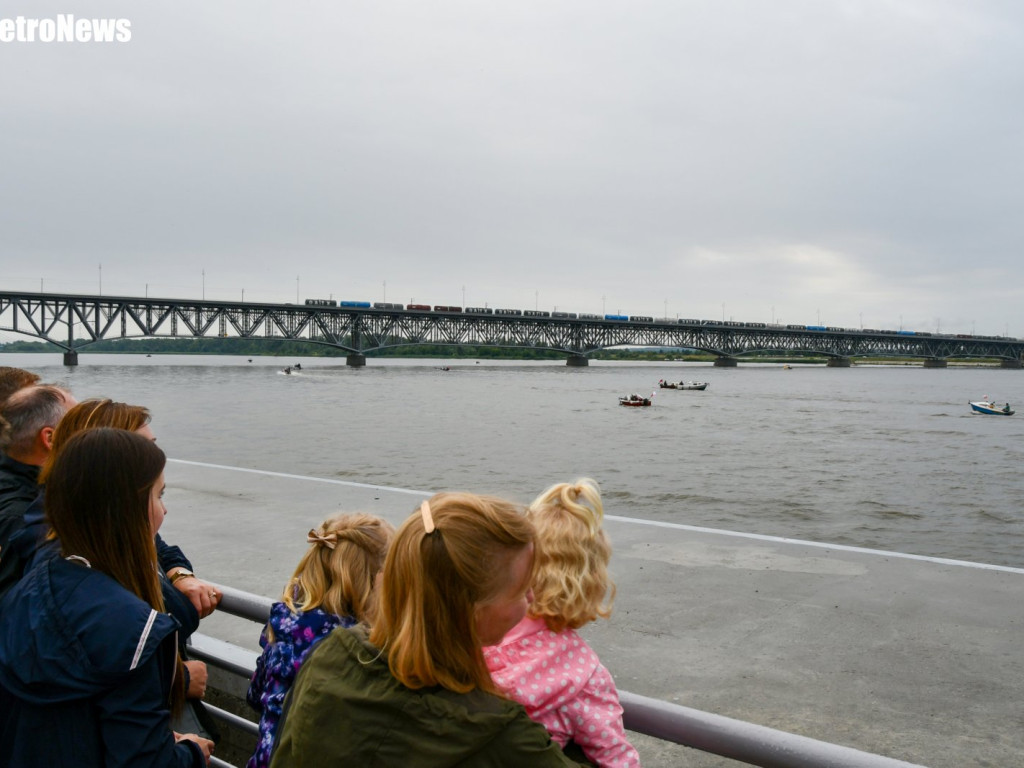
[2,0,1023,336]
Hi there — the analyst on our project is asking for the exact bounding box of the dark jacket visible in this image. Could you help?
[270,626,587,768]
[0,454,39,553]
[0,556,204,768]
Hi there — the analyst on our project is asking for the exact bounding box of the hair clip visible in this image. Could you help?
[420,500,435,534]
[307,528,338,550]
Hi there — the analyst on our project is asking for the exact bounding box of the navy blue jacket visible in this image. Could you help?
[0,556,204,767]
[0,453,39,553]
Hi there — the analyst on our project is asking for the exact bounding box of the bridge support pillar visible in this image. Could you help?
[346,353,366,368]
[922,358,947,368]
[1000,359,1023,369]
[826,357,852,367]
[62,350,79,367]
[566,354,589,367]
[713,356,738,367]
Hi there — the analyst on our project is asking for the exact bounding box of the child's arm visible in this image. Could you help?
[572,661,641,768]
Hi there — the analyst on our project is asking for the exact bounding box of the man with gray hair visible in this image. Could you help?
[0,384,76,552]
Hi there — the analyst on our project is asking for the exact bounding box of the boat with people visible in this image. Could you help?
[619,393,653,407]
[969,399,1014,415]
[658,379,708,390]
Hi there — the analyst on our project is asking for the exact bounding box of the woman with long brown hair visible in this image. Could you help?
[0,428,212,766]
[269,492,588,767]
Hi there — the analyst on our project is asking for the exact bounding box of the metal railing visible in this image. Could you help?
[193,583,927,768]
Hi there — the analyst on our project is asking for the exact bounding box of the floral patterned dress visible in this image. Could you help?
[245,603,356,768]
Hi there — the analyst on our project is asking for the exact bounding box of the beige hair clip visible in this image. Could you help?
[420,500,435,533]
[307,528,338,550]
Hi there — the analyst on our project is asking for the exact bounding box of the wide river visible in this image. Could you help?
[5,352,1023,568]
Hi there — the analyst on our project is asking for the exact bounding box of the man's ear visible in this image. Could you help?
[39,426,56,451]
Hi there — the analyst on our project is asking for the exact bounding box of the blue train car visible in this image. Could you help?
[340,300,371,308]
[897,330,916,336]
[605,314,628,321]
[806,325,827,331]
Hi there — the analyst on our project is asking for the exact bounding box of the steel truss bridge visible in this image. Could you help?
[1,291,1022,368]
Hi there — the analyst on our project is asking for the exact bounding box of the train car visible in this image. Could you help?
[494,308,522,316]
[604,314,628,321]
[552,311,578,319]
[825,326,843,332]
[340,300,371,308]
[805,325,827,331]
[678,318,701,325]
[524,310,551,318]
[465,307,493,315]
[631,316,654,323]
[897,330,916,336]
[373,302,404,310]
[786,324,806,330]
[304,298,337,307]
[747,322,767,328]
[723,320,744,327]
[579,313,601,320]
[407,304,431,311]
[434,305,463,313]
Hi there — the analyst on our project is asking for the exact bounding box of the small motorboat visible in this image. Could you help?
[619,394,653,407]
[659,379,708,391]
[969,400,1014,416]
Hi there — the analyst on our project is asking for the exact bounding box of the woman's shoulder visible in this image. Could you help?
[52,559,178,668]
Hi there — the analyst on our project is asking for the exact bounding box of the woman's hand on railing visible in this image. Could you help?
[175,732,215,764]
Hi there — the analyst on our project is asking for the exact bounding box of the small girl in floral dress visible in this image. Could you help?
[245,513,394,768]
[484,479,640,767]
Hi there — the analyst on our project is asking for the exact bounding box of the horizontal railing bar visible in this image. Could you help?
[204,702,259,737]
[619,691,925,768]
[197,584,925,768]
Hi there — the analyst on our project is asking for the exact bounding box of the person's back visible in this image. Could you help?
[246,514,393,768]
[274,624,574,768]
[0,428,211,766]
[0,555,193,767]
[270,493,587,768]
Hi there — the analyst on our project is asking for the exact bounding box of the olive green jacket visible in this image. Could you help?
[269,626,588,768]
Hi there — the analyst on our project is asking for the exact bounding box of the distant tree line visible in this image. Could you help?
[0,336,709,360]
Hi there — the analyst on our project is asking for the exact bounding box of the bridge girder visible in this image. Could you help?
[2,292,1022,365]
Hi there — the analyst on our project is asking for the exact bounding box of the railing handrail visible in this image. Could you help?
[198,583,927,768]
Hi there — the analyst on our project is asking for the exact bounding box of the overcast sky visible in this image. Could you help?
[2,1,1023,336]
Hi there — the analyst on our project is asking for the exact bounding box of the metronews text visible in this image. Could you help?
[0,15,131,43]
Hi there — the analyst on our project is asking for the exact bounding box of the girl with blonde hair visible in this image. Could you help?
[246,513,394,768]
[269,493,588,767]
[484,478,640,767]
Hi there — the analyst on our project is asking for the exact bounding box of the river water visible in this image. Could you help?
[5,353,1023,568]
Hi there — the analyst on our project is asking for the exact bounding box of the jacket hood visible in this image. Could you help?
[0,556,179,705]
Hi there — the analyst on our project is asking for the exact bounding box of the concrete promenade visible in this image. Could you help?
[163,459,1023,768]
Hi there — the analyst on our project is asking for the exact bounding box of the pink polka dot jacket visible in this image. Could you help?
[484,616,641,767]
